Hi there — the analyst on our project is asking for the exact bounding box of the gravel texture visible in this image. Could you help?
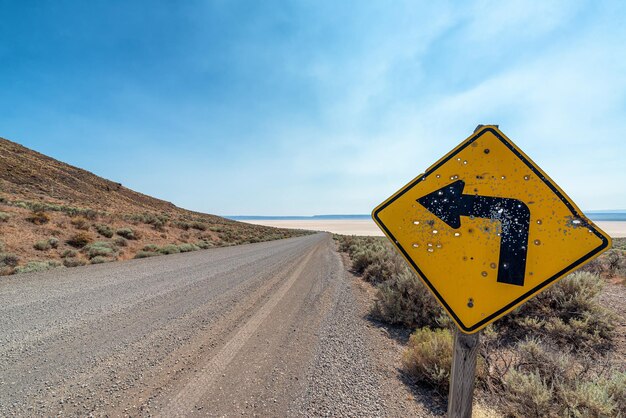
[0,233,410,417]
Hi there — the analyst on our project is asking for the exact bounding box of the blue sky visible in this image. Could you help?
[1,1,625,215]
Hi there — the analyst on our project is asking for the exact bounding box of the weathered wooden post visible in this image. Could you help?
[447,329,480,417]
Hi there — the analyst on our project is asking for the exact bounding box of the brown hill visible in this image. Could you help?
[1,137,193,214]
[0,136,308,275]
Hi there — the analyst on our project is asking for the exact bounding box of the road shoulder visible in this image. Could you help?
[338,250,442,417]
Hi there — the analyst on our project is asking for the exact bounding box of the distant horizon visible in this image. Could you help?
[227,211,626,222]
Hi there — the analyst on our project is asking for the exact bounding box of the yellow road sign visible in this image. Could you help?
[372,126,611,333]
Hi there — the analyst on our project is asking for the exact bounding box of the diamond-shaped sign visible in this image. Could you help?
[372,126,611,333]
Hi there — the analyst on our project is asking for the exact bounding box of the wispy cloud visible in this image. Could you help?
[1,1,624,214]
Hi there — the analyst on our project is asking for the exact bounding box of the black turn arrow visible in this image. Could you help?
[417,180,530,286]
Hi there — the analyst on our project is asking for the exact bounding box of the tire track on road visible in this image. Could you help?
[158,242,320,416]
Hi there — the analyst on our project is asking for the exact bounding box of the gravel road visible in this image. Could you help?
[0,233,396,416]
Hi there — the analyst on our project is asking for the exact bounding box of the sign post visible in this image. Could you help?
[372,125,611,416]
[448,329,480,418]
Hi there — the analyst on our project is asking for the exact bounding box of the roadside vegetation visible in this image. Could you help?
[335,235,625,417]
[0,196,311,276]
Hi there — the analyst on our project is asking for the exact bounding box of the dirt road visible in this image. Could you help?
[0,233,405,416]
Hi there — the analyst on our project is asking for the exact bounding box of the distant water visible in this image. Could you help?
[228,214,372,221]
[229,212,626,221]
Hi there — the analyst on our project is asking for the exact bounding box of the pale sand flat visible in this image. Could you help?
[243,219,626,238]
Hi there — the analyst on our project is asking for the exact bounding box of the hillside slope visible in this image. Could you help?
[0,136,309,274]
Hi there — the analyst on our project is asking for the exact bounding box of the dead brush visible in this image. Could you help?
[26,210,50,225]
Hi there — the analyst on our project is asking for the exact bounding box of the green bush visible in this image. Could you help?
[402,328,454,393]
[48,237,59,248]
[67,232,93,248]
[0,211,10,222]
[142,244,159,252]
[159,244,180,255]
[95,224,114,238]
[116,228,139,240]
[15,261,62,274]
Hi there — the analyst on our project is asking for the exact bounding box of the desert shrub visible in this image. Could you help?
[402,328,454,393]
[502,369,551,417]
[63,258,86,268]
[0,266,14,276]
[352,248,388,274]
[498,339,622,417]
[26,210,50,225]
[142,244,159,252]
[15,260,62,274]
[173,220,191,230]
[9,200,100,218]
[70,217,90,230]
[33,237,58,251]
[0,253,19,267]
[114,237,128,247]
[61,249,78,258]
[0,211,10,222]
[134,251,160,259]
[374,269,445,328]
[500,271,615,350]
[190,221,207,231]
[362,254,402,284]
[159,244,180,255]
[604,371,625,414]
[116,227,139,240]
[178,243,200,252]
[336,235,398,277]
[95,224,114,238]
[90,256,111,264]
[33,240,52,251]
[196,240,213,249]
[126,212,169,230]
[67,232,93,248]
[83,241,116,259]
[605,250,625,278]
[336,235,444,328]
